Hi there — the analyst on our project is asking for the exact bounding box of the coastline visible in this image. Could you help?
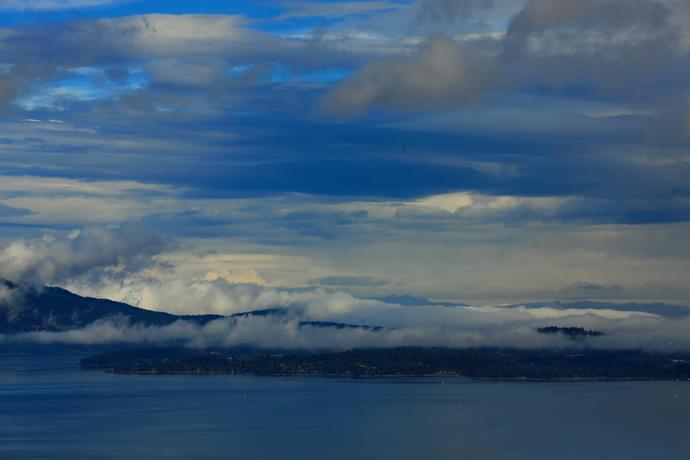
[94,367,690,382]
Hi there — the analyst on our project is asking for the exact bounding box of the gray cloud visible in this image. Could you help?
[276,1,406,21]
[0,12,380,110]
[558,281,625,299]
[4,299,690,352]
[0,14,290,109]
[502,0,688,98]
[0,226,167,285]
[0,203,31,217]
[310,275,391,287]
[321,36,496,115]
[506,0,670,38]
[0,1,134,10]
[323,0,690,115]
[413,0,507,26]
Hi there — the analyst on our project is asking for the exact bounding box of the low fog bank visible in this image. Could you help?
[3,303,690,353]
[2,228,689,352]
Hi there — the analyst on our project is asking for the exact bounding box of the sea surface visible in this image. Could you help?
[2,354,690,460]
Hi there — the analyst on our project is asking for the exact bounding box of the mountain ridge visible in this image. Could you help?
[0,280,380,335]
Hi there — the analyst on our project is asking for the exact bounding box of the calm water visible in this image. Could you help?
[2,355,690,460]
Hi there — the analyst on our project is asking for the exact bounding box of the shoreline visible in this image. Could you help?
[89,367,690,382]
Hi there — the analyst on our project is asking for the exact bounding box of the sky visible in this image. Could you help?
[1,0,690,321]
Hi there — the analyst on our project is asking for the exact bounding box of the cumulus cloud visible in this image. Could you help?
[502,0,689,97]
[67,276,391,318]
[0,226,167,285]
[323,0,690,115]
[321,36,496,115]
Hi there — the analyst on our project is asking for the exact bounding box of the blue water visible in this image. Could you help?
[2,355,690,460]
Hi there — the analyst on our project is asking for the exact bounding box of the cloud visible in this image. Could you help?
[67,276,391,318]
[144,58,227,88]
[45,268,690,352]
[506,0,669,38]
[2,317,200,346]
[0,1,689,310]
[5,296,690,352]
[0,0,135,10]
[2,240,689,351]
[0,11,384,110]
[0,226,167,284]
[323,0,690,115]
[0,14,288,109]
[413,0,520,27]
[275,1,406,21]
[321,36,496,115]
[310,275,391,287]
[501,0,688,97]
[0,281,19,304]
[0,78,19,107]
[0,203,31,218]
[0,14,267,62]
[558,282,625,299]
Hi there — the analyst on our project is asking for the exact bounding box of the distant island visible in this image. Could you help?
[81,347,690,381]
[537,326,604,339]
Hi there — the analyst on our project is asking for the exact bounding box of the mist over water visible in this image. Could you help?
[2,355,690,460]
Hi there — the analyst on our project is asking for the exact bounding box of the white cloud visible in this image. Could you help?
[0,0,134,10]
[0,175,168,196]
[4,294,690,351]
[0,226,166,284]
[98,14,257,58]
[67,275,391,318]
[0,174,185,225]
